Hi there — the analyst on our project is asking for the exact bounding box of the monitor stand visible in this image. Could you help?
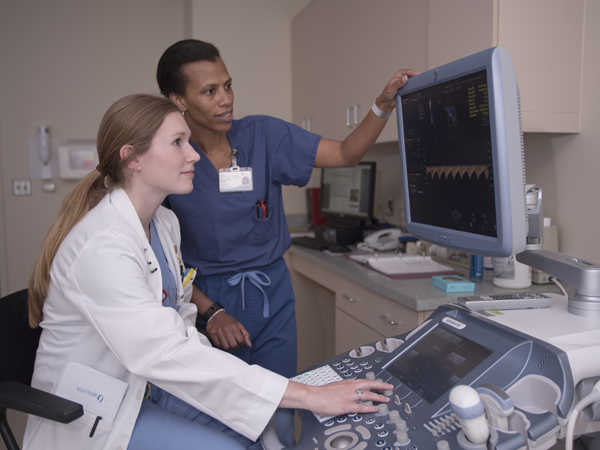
[517,186,600,318]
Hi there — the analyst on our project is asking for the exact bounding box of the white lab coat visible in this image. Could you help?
[23,188,288,450]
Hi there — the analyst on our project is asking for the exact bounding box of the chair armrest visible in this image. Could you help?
[0,380,83,424]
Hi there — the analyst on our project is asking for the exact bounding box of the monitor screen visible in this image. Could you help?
[385,325,493,404]
[319,162,376,228]
[396,47,527,257]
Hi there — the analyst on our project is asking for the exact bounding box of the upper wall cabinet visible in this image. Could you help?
[292,0,428,143]
[292,0,331,137]
[328,0,429,142]
[428,0,584,133]
[387,1,429,142]
[292,0,582,139]
[329,0,393,142]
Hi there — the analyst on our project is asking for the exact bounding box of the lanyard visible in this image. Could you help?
[230,149,239,169]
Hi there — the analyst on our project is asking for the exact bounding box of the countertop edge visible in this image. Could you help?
[287,245,570,312]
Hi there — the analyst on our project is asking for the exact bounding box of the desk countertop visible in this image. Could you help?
[288,244,570,312]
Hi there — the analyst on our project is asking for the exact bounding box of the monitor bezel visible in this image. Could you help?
[395,47,527,257]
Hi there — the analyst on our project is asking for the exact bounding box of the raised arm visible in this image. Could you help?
[314,68,419,168]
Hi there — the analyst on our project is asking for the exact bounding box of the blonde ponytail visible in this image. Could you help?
[28,171,107,327]
[28,94,179,327]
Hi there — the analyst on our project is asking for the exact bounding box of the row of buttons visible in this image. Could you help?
[423,414,460,437]
[333,357,384,367]
[324,358,426,449]
[332,359,374,376]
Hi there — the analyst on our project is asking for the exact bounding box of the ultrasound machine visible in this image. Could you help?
[262,47,600,450]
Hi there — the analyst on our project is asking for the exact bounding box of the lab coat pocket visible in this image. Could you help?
[251,204,275,245]
[55,411,113,448]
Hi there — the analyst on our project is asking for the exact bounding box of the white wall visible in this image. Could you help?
[189,0,313,217]
[0,1,308,443]
[0,0,186,296]
[190,0,312,121]
[0,0,312,296]
[0,2,179,447]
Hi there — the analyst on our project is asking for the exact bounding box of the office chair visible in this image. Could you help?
[0,289,83,450]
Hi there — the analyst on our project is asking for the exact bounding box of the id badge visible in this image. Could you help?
[219,167,254,192]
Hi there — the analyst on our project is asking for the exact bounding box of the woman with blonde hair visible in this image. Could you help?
[24,94,392,450]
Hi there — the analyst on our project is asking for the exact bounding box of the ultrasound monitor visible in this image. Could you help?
[319,162,376,229]
[396,47,527,258]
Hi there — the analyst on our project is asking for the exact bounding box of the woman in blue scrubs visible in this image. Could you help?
[156,39,417,379]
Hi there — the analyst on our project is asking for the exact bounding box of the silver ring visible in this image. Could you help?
[356,388,363,401]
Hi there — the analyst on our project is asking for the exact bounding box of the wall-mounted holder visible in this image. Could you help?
[58,140,97,180]
[28,125,59,180]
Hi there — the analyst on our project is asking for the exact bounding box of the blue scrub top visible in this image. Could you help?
[149,219,179,310]
[164,115,320,276]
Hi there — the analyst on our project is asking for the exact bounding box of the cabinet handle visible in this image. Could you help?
[306,118,311,132]
[380,314,400,326]
[346,107,352,128]
[353,104,360,126]
[342,293,359,302]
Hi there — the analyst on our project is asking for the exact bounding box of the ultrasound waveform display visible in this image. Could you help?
[425,165,490,181]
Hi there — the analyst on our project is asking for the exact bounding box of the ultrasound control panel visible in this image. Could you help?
[268,304,575,450]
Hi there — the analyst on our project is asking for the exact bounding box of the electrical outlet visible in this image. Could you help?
[12,179,32,196]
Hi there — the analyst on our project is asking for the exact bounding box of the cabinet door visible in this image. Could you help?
[496,0,584,133]
[336,278,422,338]
[329,0,393,141]
[384,0,430,143]
[292,0,331,137]
[335,308,385,355]
[285,252,337,372]
[427,0,583,133]
[427,0,496,69]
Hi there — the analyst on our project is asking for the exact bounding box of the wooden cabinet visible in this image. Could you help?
[335,277,432,354]
[292,0,428,143]
[292,0,331,137]
[335,309,385,356]
[285,252,336,372]
[329,0,393,141]
[386,1,430,142]
[286,251,433,369]
[293,0,583,136]
[328,0,430,142]
[427,0,584,133]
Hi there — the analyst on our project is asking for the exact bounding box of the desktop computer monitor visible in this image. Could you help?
[396,47,527,257]
[319,162,376,229]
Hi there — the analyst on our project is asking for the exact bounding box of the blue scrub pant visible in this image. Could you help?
[128,384,294,450]
[195,257,298,378]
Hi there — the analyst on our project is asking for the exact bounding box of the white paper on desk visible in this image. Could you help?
[363,255,451,275]
[55,362,128,423]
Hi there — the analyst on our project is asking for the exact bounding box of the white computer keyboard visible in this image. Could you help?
[291,365,343,422]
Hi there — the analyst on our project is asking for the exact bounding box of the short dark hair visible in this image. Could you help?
[156,39,221,98]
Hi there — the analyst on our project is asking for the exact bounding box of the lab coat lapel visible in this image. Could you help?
[108,188,148,244]
[108,188,163,301]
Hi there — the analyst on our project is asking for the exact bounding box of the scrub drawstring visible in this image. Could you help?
[227,271,271,318]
